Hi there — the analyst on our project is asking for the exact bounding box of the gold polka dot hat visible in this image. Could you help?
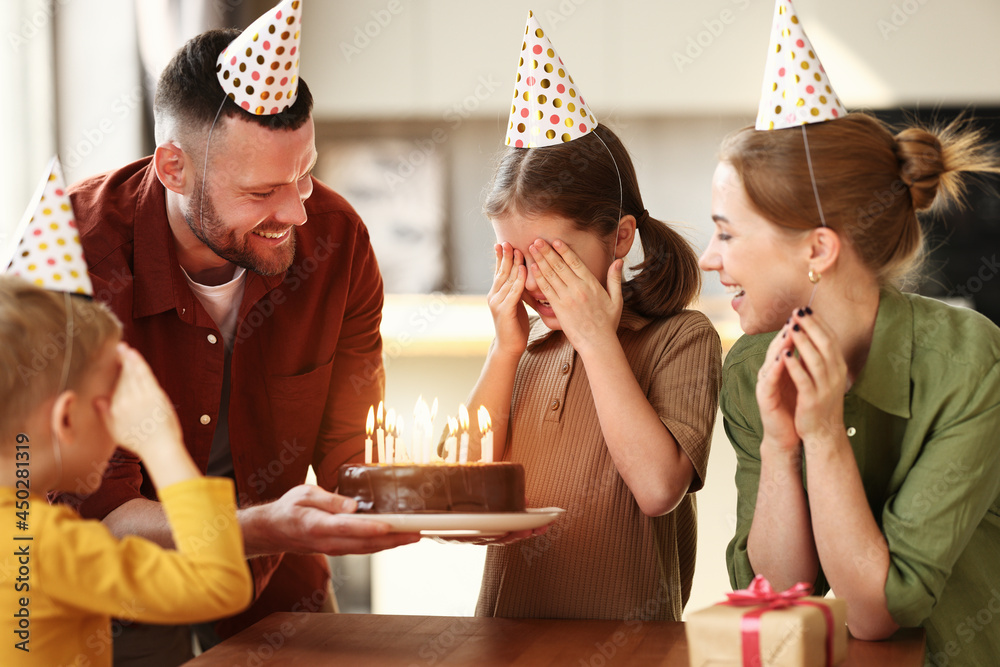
[506,10,597,148]
[756,0,846,130]
[2,157,93,295]
[216,0,302,116]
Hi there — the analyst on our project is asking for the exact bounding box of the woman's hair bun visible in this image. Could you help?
[895,118,1000,213]
[895,128,944,211]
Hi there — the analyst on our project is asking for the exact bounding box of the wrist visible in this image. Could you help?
[759,436,803,467]
[487,342,524,367]
[239,504,275,557]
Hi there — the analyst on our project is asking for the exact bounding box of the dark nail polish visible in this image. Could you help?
[797,308,805,317]
[793,324,801,332]
[805,306,813,315]
[781,332,787,339]
[785,350,793,357]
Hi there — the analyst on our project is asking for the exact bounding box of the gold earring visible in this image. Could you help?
[808,269,821,284]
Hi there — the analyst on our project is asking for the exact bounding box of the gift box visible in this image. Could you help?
[686,576,847,667]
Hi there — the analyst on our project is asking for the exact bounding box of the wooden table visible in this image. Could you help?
[185,612,925,666]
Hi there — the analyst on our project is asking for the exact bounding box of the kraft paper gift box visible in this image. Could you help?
[685,576,847,667]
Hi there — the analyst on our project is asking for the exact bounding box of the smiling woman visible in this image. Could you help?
[708,110,1000,660]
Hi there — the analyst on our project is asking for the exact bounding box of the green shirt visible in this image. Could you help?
[722,287,1000,665]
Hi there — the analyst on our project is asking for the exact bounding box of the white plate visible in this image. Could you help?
[354,507,565,536]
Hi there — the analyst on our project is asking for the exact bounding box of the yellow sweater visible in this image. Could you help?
[1,477,251,667]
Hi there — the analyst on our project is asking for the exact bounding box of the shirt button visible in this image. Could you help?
[846,427,856,437]
[560,362,570,374]
[200,414,212,425]
[549,399,560,411]
[207,334,218,344]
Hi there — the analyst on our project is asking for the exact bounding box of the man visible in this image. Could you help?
[53,14,418,666]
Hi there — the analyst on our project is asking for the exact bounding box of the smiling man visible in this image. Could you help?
[52,25,417,667]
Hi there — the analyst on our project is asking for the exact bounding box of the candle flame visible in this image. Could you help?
[377,400,384,426]
[478,405,492,433]
[386,407,397,431]
[395,414,404,438]
[414,396,430,420]
[366,405,374,435]
[430,397,439,421]
[447,417,458,435]
[458,403,469,430]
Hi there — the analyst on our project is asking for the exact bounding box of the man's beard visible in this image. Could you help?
[184,179,297,277]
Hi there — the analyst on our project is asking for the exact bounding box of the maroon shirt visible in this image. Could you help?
[55,157,385,636]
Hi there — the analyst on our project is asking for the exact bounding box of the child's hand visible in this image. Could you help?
[95,343,184,460]
[528,238,623,355]
[487,242,529,358]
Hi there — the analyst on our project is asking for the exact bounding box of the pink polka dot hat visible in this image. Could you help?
[505,10,597,148]
[2,157,93,295]
[756,0,847,131]
[216,0,302,116]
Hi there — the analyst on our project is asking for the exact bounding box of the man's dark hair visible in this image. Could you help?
[154,28,313,140]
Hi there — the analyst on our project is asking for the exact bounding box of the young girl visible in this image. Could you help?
[0,277,252,666]
[467,116,722,620]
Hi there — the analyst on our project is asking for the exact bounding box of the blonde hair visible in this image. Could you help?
[720,113,1000,285]
[0,276,122,436]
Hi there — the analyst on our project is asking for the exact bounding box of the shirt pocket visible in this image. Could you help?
[265,357,336,464]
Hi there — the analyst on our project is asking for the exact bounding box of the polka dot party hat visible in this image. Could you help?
[755,0,846,131]
[2,157,92,295]
[216,0,302,116]
[505,10,597,148]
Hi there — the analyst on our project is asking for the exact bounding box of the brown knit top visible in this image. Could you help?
[476,308,722,620]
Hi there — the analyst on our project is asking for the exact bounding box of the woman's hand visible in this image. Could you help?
[487,242,529,358]
[784,308,848,450]
[528,238,623,355]
[755,318,801,454]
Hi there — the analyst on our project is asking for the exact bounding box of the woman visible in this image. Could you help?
[699,112,1000,662]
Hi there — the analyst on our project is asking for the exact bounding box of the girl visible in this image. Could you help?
[469,122,722,620]
[700,112,1000,661]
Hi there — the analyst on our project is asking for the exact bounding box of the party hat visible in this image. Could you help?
[755,0,846,131]
[216,0,303,116]
[2,157,92,295]
[505,10,597,148]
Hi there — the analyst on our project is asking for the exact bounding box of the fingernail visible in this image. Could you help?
[797,308,805,317]
[785,350,793,357]
[805,307,813,315]
[793,323,801,332]
[781,332,786,339]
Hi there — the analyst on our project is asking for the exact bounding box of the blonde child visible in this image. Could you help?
[468,122,722,620]
[0,276,251,666]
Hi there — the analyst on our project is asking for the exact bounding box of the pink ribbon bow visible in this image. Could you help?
[720,575,834,667]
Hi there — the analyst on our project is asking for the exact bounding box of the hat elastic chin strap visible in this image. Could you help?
[52,291,73,486]
[801,124,825,308]
[198,97,228,236]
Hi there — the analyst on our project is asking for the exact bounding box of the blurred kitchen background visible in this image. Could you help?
[3,0,998,618]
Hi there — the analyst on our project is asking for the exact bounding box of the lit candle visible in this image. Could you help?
[395,415,407,462]
[458,403,470,464]
[427,397,439,464]
[385,408,397,464]
[444,417,458,463]
[478,405,493,463]
[365,406,374,464]
[412,397,427,464]
[376,401,386,464]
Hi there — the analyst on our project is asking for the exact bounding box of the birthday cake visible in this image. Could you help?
[337,463,526,513]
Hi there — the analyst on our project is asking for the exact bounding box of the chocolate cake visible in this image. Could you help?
[337,463,526,513]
